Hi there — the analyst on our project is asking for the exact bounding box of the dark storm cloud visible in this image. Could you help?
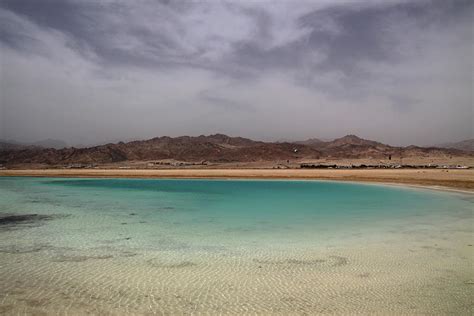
[1,0,182,67]
[1,0,469,77]
[0,1,397,73]
[0,0,472,146]
[303,0,473,71]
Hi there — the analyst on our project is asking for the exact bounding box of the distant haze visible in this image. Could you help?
[0,0,472,147]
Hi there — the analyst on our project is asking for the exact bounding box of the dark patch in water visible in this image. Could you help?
[253,258,326,265]
[156,206,176,213]
[147,258,196,268]
[27,200,43,204]
[420,245,446,252]
[224,226,256,233]
[0,214,52,225]
[254,256,348,267]
[0,243,51,254]
[0,213,65,231]
[195,245,228,253]
[460,196,474,204]
[329,256,348,267]
[451,212,473,220]
[153,238,190,251]
[287,259,327,265]
[52,254,114,262]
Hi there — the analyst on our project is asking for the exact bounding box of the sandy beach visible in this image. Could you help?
[1,168,473,192]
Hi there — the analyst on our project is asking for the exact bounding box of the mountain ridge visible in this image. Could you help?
[435,139,474,152]
[0,139,68,150]
[0,134,472,166]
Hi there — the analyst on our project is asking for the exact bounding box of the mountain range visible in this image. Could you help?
[0,134,472,166]
[436,139,474,152]
[0,139,68,150]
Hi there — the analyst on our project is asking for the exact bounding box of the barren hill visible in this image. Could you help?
[0,134,472,167]
[0,139,67,150]
[436,139,474,152]
[0,134,320,165]
[294,138,325,146]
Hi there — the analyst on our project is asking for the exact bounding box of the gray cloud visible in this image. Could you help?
[0,0,472,146]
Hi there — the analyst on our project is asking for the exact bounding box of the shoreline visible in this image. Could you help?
[1,168,473,194]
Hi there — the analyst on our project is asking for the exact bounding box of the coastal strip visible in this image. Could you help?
[1,169,473,192]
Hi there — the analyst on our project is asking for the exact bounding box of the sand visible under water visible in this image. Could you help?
[0,178,472,315]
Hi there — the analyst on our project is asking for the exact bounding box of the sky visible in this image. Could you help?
[0,0,472,147]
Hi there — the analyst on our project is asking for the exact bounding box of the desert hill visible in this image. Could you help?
[0,141,37,151]
[436,139,474,152]
[294,138,325,146]
[0,134,471,167]
[0,139,67,150]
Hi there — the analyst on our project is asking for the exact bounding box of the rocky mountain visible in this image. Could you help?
[0,139,67,150]
[0,134,471,166]
[0,142,34,151]
[436,139,474,152]
[0,134,320,165]
[325,135,385,148]
[294,138,325,146]
[298,135,395,159]
[31,139,68,149]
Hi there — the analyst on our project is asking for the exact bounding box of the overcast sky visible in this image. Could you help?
[0,0,472,146]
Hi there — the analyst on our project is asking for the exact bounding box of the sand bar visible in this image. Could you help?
[1,168,473,192]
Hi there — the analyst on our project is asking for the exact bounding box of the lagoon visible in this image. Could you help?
[0,177,472,314]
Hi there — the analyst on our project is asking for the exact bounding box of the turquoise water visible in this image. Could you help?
[1,177,468,247]
[0,177,471,250]
[0,177,472,314]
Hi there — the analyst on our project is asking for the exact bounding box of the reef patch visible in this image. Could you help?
[0,213,64,231]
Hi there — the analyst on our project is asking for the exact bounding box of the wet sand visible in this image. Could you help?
[1,168,473,191]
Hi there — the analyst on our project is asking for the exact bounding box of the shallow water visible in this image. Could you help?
[0,177,472,314]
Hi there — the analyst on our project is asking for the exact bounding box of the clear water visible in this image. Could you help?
[0,177,469,247]
[0,177,472,314]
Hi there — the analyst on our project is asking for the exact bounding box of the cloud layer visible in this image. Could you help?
[1,0,472,146]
